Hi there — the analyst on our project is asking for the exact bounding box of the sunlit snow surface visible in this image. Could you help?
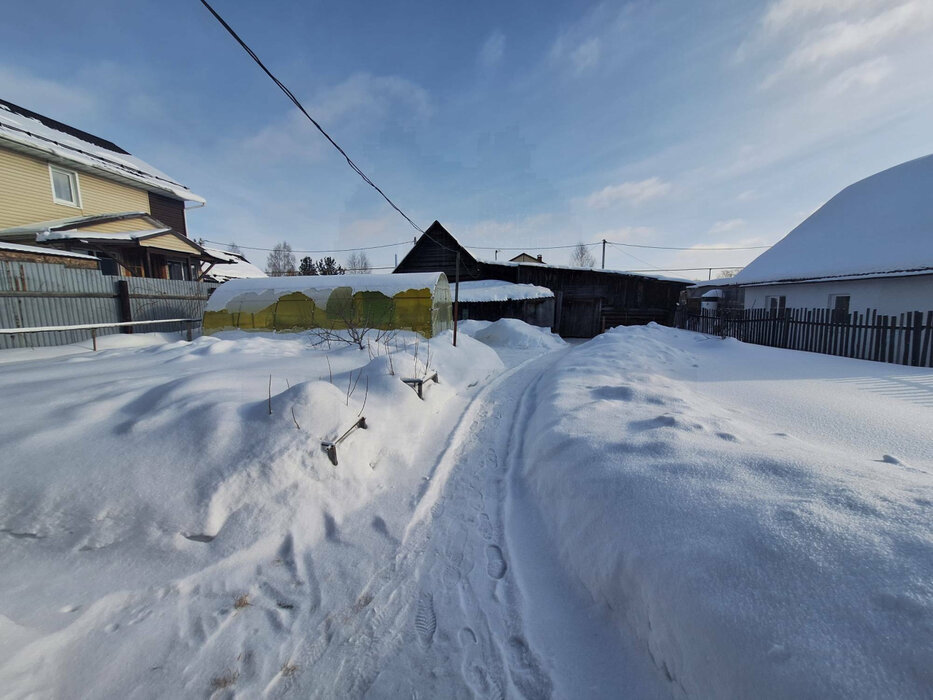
[0,322,929,698]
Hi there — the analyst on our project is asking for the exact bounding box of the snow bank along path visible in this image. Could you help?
[522,325,932,698]
[2,320,656,697]
[1,319,929,697]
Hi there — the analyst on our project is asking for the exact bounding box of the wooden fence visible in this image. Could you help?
[680,307,933,368]
[1,259,218,349]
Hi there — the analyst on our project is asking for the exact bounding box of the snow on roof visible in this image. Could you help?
[456,279,553,302]
[700,289,724,298]
[728,154,933,285]
[37,228,171,243]
[202,247,267,281]
[0,101,205,204]
[0,212,155,237]
[0,241,97,260]
[206,272,448,312]
[483,260,692,284]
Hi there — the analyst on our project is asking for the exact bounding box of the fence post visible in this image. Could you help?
[186,320,193,342]
[116,280,133,334]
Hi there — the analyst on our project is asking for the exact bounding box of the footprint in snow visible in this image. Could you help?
[485,545,507,579]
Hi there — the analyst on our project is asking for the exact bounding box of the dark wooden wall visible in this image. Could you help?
[393,223,689,338]
[394,221,482,281]
[479,262,688,337]
[459,297,556,329]
[148,192,188,236]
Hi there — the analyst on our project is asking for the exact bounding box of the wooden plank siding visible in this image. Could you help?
[138,233,201,255]
[148,192,188,236]
[480,262,686,337]
[393,221,688,338]
[0,146,151,229]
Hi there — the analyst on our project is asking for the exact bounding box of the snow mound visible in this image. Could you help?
[523,324,933,698]
[463,318,565,350]
[0,328,504,698]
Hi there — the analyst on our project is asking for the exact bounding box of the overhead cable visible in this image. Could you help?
[198,0,423,234]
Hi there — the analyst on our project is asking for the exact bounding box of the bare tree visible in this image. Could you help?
[570,242,596,268]
[715,268,743,279]
[228,242,242,255]
[266,242,296,276]
[346,251,371,274]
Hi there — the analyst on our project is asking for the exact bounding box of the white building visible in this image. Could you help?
[697,154,933,316]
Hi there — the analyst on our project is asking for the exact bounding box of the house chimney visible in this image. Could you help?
[536,254,543,262]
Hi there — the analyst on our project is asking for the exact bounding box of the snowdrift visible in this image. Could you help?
[0,330,502,697]
[522,325,933,698]
[459,318,566,350]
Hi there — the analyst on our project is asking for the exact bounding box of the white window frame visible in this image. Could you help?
[49,165,82,208]
[766,295,786,312]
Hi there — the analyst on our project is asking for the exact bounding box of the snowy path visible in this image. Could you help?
[285,347,668,698]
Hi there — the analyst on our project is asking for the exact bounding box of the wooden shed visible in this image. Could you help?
[394,222,689,337]
[203,272,453,338]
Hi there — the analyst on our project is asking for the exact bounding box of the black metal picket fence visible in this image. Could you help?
[680,307,933,368]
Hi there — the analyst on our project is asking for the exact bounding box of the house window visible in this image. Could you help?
[766,295,786,312]
[829,294,850,321]
[167,260,186,281]
[49,165,81,207]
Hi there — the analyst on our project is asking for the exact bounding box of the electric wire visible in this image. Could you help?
[198,0,423,234]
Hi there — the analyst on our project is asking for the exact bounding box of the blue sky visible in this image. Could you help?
[2,0,932,278]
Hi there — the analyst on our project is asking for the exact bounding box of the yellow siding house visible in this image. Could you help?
[0,98,221,279]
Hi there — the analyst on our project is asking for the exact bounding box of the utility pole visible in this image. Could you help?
[708,268,712,280]
[602,239,606,269]
[494,249,499,261]
[453,252,460,347]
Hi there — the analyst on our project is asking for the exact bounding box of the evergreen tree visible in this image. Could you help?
[315,256,346,275]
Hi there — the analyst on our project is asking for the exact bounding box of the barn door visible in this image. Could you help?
[559,298,601,337]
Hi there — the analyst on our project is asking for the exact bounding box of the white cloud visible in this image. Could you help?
[479,31,505,68]
[585,177,672,208]
[570,38,601,74]
[748,0,933,88]
[550,33,602,75]
[0,64,99,122]
[708,219,747,235]
[243,73,432,164]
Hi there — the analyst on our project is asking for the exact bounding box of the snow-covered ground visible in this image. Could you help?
[0,321,930,698]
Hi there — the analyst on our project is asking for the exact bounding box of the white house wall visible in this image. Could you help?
[743,275,933,315]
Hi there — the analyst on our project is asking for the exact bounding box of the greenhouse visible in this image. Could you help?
[202,272,453,338]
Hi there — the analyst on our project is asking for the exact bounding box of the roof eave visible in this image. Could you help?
[0,133,205,205]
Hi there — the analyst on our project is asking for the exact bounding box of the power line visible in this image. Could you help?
[466,240,771,252]
[202,238,412,254]
[608,241,771,251]
[198,0,423,234]
[466,242,603,251]
[606,242,662,270]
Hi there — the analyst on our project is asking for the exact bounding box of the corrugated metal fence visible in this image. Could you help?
[0,259,218,349]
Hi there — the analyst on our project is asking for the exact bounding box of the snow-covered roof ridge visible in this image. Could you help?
[728,154,933,286]
[201,246,267,281]
[456,279,553,302]
[0,99,205,204]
